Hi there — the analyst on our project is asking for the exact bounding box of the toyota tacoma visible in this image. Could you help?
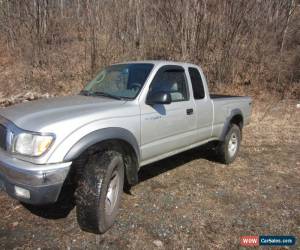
[0,61,252,233]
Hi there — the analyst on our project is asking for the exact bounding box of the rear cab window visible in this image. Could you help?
[188,67,205,99]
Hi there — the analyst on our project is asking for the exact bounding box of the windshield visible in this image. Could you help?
[82,63,154,100]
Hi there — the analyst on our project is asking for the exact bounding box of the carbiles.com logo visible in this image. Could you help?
[240,235,296,247]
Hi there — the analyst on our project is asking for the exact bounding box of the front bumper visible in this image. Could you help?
[0,149,72,204]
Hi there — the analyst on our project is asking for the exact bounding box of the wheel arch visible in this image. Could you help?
[220,109,244,141]
[64,127,140,185]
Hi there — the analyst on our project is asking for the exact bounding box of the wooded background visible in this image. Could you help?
[0,0,299,98]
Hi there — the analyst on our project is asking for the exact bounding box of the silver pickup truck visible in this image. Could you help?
[0,61,252,233]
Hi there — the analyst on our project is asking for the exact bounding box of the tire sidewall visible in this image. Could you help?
[97,153,124,233]
[224,125,241,164]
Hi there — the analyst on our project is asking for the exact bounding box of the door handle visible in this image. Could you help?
[186,108,193,115]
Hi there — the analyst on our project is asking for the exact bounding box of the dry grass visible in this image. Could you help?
[245,99,300,146]
[0,41,87,97]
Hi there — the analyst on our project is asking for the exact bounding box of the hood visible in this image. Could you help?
[0,95,126,131]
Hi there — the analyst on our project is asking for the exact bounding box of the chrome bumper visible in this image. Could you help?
[0,149,72,204]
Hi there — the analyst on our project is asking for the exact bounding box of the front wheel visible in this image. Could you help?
[217,124,241,164]
[75,146,124,234]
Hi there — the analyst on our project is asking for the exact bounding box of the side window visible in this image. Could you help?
[188,67,205,99]
[149,66,188,102]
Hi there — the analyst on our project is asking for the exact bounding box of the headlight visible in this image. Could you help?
[14,133,54,156]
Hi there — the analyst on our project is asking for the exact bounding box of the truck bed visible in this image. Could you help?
[210,94,252,134]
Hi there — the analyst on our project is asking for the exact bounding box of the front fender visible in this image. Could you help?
[64,127,140,162]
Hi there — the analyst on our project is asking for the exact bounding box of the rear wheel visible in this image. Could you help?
[217,124,241,164]
[75,144,124,234]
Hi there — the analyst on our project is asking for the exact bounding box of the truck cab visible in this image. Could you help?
[139,62,214,166]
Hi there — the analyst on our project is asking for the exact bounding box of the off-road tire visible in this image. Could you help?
[217,124,241,164]
[75,144,124,234]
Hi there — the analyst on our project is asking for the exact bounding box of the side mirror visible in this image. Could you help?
[146,91,172,105]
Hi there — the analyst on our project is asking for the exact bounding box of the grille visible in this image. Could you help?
[0,124,7,150]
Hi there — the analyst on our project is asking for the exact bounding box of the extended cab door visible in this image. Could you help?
[140,65,198,163]
[187,67,213,141]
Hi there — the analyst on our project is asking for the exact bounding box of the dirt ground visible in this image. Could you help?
[0,99,299,249]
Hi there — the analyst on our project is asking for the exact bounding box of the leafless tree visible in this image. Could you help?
[0,0,298,95]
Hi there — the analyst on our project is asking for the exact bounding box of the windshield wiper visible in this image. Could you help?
[92,91,123,100]
[80,90,131,100]
[79,90,92,96]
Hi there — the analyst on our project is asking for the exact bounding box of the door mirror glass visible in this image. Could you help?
[146,91,172,105]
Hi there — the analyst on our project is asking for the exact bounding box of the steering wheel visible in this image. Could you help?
[129,83,142,92]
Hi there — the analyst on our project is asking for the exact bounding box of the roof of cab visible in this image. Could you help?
[114,60,199,68]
